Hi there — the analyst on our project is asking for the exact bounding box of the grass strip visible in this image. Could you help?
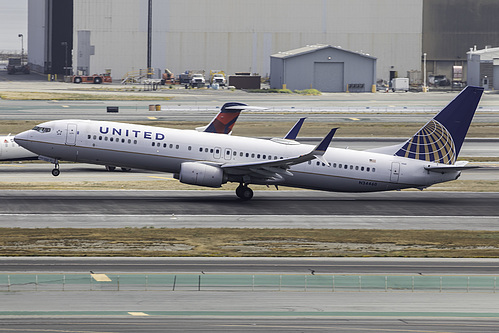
[1,228,499,257]
[0,91,173,101]
[2,120,499,138]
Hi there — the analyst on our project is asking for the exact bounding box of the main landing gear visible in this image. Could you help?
[236,184,253,200]
[51,161,60,177]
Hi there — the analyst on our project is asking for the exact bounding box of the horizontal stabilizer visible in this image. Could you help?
[424,165,480,173]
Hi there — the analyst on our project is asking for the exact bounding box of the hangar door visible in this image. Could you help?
[314,62,344,92]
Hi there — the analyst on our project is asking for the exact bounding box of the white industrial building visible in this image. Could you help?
[28,0,422,84]
[27,0,499,88]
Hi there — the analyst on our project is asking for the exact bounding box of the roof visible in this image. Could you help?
[467,46,499,61]
[271,44,376,60]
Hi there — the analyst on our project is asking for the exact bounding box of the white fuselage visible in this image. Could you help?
[15,120,460,192]
[0,135,38,161]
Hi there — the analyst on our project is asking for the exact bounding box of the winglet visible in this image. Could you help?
[313,128,338,155]
[311,128,337,165]
[283,118,306,140]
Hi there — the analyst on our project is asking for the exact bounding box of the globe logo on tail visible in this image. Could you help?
[395,120,456,164]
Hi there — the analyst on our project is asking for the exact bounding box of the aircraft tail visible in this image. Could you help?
[394,86,484,164]
[200,102,246,134]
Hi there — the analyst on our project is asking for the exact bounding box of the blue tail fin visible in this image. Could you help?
[394,86,484,164]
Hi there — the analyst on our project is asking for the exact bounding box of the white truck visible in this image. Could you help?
[391,78,409,92]
[190,73,206,88]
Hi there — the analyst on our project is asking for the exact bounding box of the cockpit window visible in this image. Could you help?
[32,126,51,133]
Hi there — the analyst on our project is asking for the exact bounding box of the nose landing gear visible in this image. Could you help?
[236,184,253,200]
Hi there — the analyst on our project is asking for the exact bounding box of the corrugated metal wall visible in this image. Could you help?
[73,0,422,81]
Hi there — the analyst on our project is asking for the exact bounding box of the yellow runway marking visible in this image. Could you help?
[128,312,149,316]
[91,273,112,282]
[349,117,360,121]
[62,105,69,108]
[147,117,157,120]
[148,176,176,180]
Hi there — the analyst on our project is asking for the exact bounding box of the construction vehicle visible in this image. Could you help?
[72,73,112,84]
[7,57,29,75]
[160,69,175,85]
[210,70,226,86]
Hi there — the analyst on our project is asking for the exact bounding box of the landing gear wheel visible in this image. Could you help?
[105,165,116,171]
[52,161,60,177]
[236,184,253,200]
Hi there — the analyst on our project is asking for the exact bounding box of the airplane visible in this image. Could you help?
[0,134,37,161]
[104,102,250,171]
[0,102,247,169]
[14,86,484,200]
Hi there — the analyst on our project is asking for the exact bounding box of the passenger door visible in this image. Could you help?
[65,123,77,146]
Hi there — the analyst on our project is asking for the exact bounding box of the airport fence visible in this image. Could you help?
[0,274,497,293]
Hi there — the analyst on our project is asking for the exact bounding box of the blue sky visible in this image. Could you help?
[0,0,28,52]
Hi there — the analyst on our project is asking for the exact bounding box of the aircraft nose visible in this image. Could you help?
[14,130,31,147]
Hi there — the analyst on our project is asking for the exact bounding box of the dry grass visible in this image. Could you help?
[2,120,499,138]
[0,91,172,101]
[1,228,499,257]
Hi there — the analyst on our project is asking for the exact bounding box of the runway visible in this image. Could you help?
[0,190,498,229]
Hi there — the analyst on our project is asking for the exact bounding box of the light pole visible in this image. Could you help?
[61,41,68,76]
[423,52,427,92]
[18,34,24,64]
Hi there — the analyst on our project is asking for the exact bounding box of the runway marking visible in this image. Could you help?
[128,312,149,316]
[148,176,176,180]
[62,105,69,108]
[147,117,157,120]
[349,117,360,121]
[91,273,111,282]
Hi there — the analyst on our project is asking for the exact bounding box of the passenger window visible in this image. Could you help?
[169,144,173,148]
[367,167,370,172]
[372,168,376,172]
[361,166,364,171]
[176,145,179,149]
[188,146,192,151]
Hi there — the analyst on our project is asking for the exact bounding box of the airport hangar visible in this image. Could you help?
[269,44,376,92]
[27,0,499,90]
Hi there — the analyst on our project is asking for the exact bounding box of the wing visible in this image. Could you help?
[221,128,338,182]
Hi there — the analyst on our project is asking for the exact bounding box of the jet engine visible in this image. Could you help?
[177,162,226,188]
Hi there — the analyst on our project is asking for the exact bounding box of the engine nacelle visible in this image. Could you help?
[178,162,225,188]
